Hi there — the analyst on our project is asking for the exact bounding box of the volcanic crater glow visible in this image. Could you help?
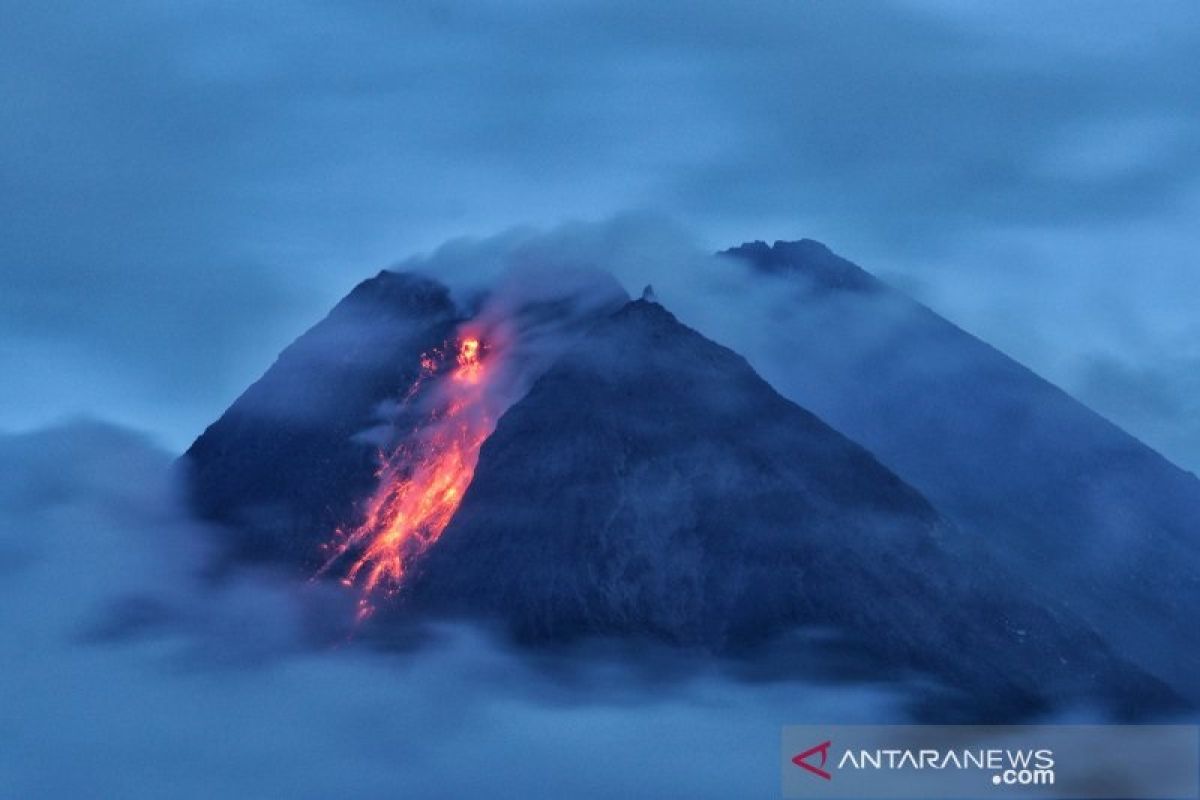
[317,333,495,620]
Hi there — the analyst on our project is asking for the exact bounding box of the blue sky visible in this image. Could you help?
[2,0,1198,469]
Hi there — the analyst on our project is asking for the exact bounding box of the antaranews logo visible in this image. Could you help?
[791,740,832,781]
[780,725,1200,800]
[790,740,1055,785]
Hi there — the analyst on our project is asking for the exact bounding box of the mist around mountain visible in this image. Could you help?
[4,422,903,799]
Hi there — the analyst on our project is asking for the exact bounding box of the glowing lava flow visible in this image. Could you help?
[317,334,496,620]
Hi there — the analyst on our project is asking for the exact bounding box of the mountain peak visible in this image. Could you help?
[344,270,455,315]
[722,238,880,293]
[615,294,678,322]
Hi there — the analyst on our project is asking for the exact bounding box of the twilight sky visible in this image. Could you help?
[2,0,1198,469]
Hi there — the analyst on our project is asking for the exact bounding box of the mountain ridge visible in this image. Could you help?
[721,238,1200,700]
[399,296,1172,715]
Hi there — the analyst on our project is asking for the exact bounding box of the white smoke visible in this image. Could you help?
[396,213,904,408]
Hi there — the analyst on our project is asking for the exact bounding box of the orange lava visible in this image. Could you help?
[317,334,495,620]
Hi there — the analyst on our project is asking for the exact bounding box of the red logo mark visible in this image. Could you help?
[792,740,833,780]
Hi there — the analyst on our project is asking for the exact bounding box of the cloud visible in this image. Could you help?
[0,421,907,798]
[1,0,1197,469]
[1078,353,1200,475]
[402,211,1200,477]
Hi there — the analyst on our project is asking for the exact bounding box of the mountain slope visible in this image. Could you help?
[722,239,1200,699]
[402,298,1170,714]
[184,271,462,565]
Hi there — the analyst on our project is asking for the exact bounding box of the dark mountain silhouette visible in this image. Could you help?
[722,239,1200,701]
[180,251,1192,716]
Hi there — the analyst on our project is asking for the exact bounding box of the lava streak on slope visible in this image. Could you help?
[316,330,500,621]
[313,270,626,623]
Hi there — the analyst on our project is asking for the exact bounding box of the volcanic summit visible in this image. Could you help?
[182,242,1194,717]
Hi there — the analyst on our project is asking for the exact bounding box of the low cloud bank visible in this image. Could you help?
[0,421,903,799]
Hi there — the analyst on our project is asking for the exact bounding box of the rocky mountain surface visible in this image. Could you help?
[400,298,1172,715]
[185,271,461,565]
[181,249,1194,715]
[723,239,1200,701]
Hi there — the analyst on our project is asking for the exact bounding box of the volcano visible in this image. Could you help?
[183,249,1184,716]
